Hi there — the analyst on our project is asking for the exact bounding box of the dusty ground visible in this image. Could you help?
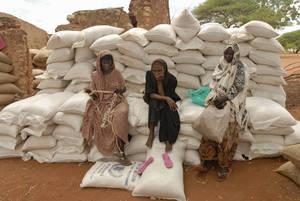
[0,157,299,201]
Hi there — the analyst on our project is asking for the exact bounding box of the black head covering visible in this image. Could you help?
[143,59,181,104]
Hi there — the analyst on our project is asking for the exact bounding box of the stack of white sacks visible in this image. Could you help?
[36,31,83,94]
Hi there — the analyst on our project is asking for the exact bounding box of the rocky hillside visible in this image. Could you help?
[0,12,49,49]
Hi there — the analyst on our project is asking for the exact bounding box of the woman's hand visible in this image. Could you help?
[84,88,91,94]
[213,95,228,109]
[165,97,178,111]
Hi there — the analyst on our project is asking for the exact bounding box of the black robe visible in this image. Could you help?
[143,70,181,144]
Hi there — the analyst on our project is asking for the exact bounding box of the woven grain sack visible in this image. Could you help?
[285,122,300,146]
[127,95,148,127]
[202,56,221,70]
[281,144,300,168]
[20,92,73,125]
[241,57,257,69]
[177,73,201,89]
[239,130,255,143]
[250,37,284,53]
[33,49,52,68]
[249,50,281,67]
[122,68,146,84]
[22,148,56,163]
[114,62,125,72]
[0,72,17,84]
[81,161,141,190]
[53,112,83,132]
[246,97,296,130]
[132,139,187,201]
[47,48,74,64]
[90,34,123,52]
[0,62,13,73]
[125,82,145,94]
[75,47,95,63]
[64,62,94,81]
[32,69,45,76]
[251,126,294,136]
[126,135,148,155]
[0,123,20,138]
[172,50,206,65]
[64,82,89,93]
[179,99,205,123]
[121,28,149,47]
[0,52,12,65]
[178,135,201,150]
[251,75,286,86]
[238,43,251,57]
[145,24,176,45]
[46,61,74,79]
[117,41,145,60]
[0,135,21,150]
[179,124,202,140]
[171,9,201,42]
[55,140,85,154]
[37,79,69,89]
[119,55,146,70]
[193,104,230,143]
[0,84,21,94]
[144,42,179,57]
[175,64,205,76]
[143,55,175,68]
[37,88,64,95]
[73,25,124,48]
[53,125,83,140]
[175,37,205,51]
[242,20,278,38]
[59,92,89,115]
[128,153,146,162]
[200,71,214,86]
[227,27,254,43]
[202,42,226,56]
[250,89,286,107]
[47,31,83,49]
[198,23,230,42]
[276,162,300,186]
[255,65,286,76]
[0,146,22,159]
[21,124,56,140]
[184,149,201,166]
[22,136,56,152]
[0,94,15,105]
[52,150,87,163]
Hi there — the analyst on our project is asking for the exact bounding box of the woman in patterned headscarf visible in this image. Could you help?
[82,50,130,166]
[198,43,249,180]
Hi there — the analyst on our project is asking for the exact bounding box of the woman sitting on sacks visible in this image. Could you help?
[82,50,131,166]
[137,59,181,174]
[198,43,249,180]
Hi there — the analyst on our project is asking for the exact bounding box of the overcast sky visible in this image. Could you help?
[1,0,300,34]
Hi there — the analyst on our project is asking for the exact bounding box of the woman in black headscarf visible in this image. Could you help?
[143,59,181,164]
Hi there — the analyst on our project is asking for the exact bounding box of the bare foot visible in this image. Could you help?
[145,135,154,148]
[165,142,172,152]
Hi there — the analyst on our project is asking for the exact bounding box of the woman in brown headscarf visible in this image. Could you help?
[82,50,131,165]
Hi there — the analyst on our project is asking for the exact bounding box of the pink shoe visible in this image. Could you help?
[162,153,173,169]
[137,157,154,175]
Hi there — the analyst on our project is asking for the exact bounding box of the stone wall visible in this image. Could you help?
[56,7,133,32]
[128,0,170,29]
[0,17,33,98]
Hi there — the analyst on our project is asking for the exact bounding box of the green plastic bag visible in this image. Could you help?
[187,86,211,107]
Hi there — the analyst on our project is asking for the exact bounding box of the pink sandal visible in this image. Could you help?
[137,157,154,175]
[162,153,173,169]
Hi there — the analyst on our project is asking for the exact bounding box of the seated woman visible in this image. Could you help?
[198,43,249,180]
[140,59,181,171]
[82,50,131,166]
